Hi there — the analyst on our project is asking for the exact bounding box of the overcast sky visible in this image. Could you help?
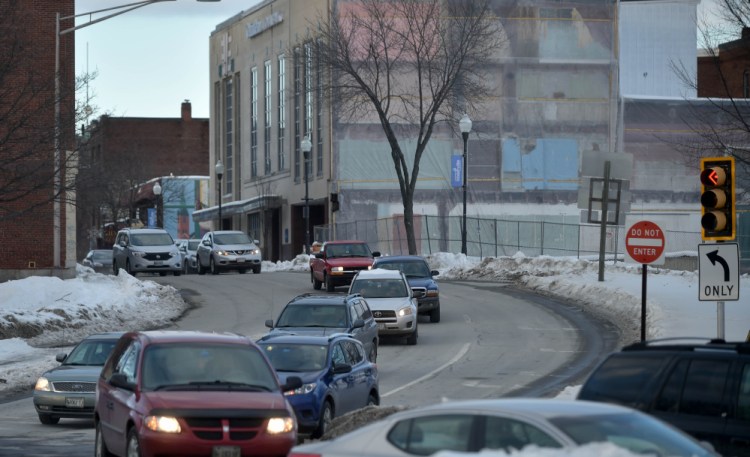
[72,0,724,119]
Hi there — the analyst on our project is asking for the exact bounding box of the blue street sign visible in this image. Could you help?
[451,155,463,188]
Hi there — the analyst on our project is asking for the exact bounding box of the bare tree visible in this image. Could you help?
[671,0,749,198]
[312,0,502,254]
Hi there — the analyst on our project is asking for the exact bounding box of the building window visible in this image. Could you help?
[251,66,258,178]
[316,40,323,177]
[278,54,286,171]
[224,77,233,194]
[304,42,313,179]
[294,47,301,184]
[264,60,272,175]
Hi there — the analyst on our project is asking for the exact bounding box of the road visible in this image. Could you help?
[0,271,619,456]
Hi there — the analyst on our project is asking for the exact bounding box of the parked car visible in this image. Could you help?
[176,239,201,274]
[348,269,420,345]
[33,332,122,425]
[94,330,302,457]
[289,398,719,457]
[257,333,379,438]
[264,293,379,363]
[112,228,182,277]
[372,255,441,323]
[577,337,750,457]
[82,249,114,274]
[310,240,380,291]
[196,230,262,275]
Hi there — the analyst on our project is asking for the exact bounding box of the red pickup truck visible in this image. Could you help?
[309,240,380,292]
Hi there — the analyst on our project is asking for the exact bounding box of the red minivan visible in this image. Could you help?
[94,330,302,457]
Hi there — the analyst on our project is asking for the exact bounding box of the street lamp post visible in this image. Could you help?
[52,0,221,268]
[301,136,312,254]
[459,114,472,255]
[215,160,224,230]
[153,181,162,228]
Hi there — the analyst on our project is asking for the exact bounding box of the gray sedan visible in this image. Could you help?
[289,399,717,457]
[33,332,122,425]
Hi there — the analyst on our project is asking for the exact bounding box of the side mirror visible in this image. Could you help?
[119,240,127,247]
[332,363,352,374]
[282,376,303,392]
[264,319,274,329]
[430,270,439,277]
[202,239,210,246]
[412,289,426,299]
[351,319,365,329]
[109,373,135,391]
[253,239,260,245]
[372,251,381,257]
[55,353,67,363]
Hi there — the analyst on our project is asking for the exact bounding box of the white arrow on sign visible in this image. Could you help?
[698,243,740,301]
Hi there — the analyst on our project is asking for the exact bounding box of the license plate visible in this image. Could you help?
[65,397,84,408]
[153,261,163,266]
[212,446,241,457]
[237,258,245,263]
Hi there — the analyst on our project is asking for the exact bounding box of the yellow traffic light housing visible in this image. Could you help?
[699,157,735,241]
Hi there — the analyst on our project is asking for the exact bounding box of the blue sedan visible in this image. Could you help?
[257,333,379,438]
[373,255,441,322]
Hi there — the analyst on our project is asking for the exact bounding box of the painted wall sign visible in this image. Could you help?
[246,11,283,39]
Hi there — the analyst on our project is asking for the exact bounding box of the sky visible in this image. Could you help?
[72,0,726,120]
[0,251,744,456]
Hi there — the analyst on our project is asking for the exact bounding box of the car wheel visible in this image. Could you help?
[159,272,167,277]
[253,265,261,274]
[238,268,246,274]
[95,421,115,457]
[430,305,441,323]
[210,257,219,275]
[368,342,377,363]
[367,392,379,406]
[197,256,206,275]
[325,274,335,292]
[312,272,322,290]
[125,260,136,277]
[183,261,188,275]
[126,427,142,457]
[173,270,181,276]
[406,327,418,345]
[313,400,333,439]
[37,413,59,425]
[112,261,119,276]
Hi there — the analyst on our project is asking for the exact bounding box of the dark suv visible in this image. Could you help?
[264,293,379,363]
[577,338,750,457]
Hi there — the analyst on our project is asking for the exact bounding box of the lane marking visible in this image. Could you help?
[382,343,471,398]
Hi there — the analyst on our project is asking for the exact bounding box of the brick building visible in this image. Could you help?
[0,1,76,281]
[76,101,209,258]
[698,27,750,98]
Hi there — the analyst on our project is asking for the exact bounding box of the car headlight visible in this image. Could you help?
[331,266,344,273]
[169,251,179,258]
[266,417,295,434]
[216,250,229,256]
[426,290,439,297]
[284,382,316,396]
[131,251,146,258]
[251,248,261,256]
[34,377,50,392]
[144,415,181,433]
[398,306,414,317]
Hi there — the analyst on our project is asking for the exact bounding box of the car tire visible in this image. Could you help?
[95,421,115,457]
[183,261,189,275]
[253,265,261,274]
[367,392,379,406]
[37,413,59,425]
[210,257,219,275]
[112,261,118,276]
[406,327,418,345]
[126,427,142,457]
[173,271,181,276]
[312,272,322,290]
[313,400,333,439]
[325,274,335,292]
[125,260,136,277]
[159,272,167,277]
[197,256,206,275]
[238,268,246,274]
[430,306,441,323]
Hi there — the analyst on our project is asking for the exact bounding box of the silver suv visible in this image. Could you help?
[196,230,262,275]
[112,228,182,277]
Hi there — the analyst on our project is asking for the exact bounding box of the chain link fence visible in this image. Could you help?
[314,215,748,272]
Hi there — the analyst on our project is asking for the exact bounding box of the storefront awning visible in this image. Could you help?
[192,195,282,222]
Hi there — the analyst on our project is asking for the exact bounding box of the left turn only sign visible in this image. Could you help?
[698,243,740,301]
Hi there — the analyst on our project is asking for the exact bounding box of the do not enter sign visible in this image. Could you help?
[625,220,665,265]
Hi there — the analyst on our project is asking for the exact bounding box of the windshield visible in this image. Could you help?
[550,412,715,457]
[276,304,349,328]
[377,261,430,277]
[260,343,328,372]
[141,343,278,392]
[130,233,174,246]
[350,278,408,298]
[64,339,117,366]
[324,243,371,258]
[214,233,252,245]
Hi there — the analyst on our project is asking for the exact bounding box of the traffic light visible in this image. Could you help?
[699,157,735,241]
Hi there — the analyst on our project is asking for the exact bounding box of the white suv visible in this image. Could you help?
[112,228,182,277]
[348,269,421,345]
[196,230,262,275]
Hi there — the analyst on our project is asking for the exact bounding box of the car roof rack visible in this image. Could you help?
[622,337,750,354]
